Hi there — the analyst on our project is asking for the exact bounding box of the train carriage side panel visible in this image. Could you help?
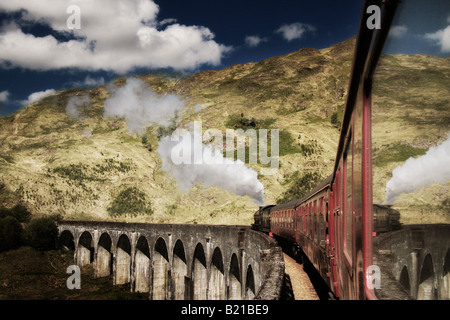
[330,0,400,300]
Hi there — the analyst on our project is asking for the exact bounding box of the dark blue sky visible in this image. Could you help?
[0,0,449,116]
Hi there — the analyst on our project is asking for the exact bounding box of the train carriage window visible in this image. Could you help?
[314,200,318,243]
[303,208,306,233]
[289,210,291,229]
[314,213,318,242]
[306,213,309,237]
[289,211,291,228]
[344,134,353,262]
[291,210,294,229]
[309,212,313,239]
[299,215,303,234]
[304,209,307,236]
[319,199,325,247]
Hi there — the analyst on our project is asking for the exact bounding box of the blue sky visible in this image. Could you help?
[0,0,449,116]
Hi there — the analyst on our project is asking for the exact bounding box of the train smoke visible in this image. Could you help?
[102,78,265,204]
[157,126,265,205]
[66,94,91,120]
[385,134,450,203]
[103,78,185,134]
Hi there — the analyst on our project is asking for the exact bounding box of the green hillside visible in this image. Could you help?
[0,37,449,225]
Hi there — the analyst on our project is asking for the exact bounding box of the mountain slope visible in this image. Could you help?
[1,37,449,224]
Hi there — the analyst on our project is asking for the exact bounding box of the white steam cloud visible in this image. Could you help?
[157,127,265,205]
[103,78,185,134]
[385,134,450,203]
[21,88,56,105]
[66,94,91,120]
[102,78,265,204]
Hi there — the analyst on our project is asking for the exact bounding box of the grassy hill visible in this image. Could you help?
[0,37,449,225]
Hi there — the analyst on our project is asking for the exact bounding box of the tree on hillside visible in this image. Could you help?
[23,217,58,251]
[0,216,23,252]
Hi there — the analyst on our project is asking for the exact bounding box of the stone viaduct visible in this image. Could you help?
[57,221,285,300]
[374,224,450,300]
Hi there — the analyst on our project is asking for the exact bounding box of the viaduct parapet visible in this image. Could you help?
[374,224,450,300]
[57,221,285,300]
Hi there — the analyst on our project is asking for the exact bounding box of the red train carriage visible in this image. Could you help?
[252,0,401,300]
[327,0,400,300]
[269,177,332,291]
[294,177,332,292]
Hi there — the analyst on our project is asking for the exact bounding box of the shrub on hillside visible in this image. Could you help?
[0,204,32,223]
[0,216,23,252]
[277,171,323,203]
[107,186,153,218]
[23,217,58,250]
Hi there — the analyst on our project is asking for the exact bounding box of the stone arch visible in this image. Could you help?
[115,234,132,286]
[418,254,437,300]
[77,231,94,267]
[192,243,207,300]
[208,247,226,300]
[134,236,151,293]
[172,239,188,300]
[97,232,113,277]
[441,249,450,300]
[153,237,170,300]
[228,253,241,300]
[245,264,256,300]
[399,265,411,296]
[58,230,75,251]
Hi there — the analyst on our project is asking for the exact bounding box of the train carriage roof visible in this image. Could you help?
[270,175,332,212]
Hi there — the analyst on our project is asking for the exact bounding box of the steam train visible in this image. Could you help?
[252,0,402,300]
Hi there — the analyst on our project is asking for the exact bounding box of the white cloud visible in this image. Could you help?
[0,90,10,103]
[275,22,316,42]
[104,78,185,134]
[160,18,177,26]
[82,76,105,87]
[389,25,408,38]
[22,89,56,105]
[0,0,232,73]
[71,75,105,87]
[425,25,450,53]
[245,35,268,47]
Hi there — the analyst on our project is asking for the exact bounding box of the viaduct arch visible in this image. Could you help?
[374,224,450,300]
[57,221,284,300]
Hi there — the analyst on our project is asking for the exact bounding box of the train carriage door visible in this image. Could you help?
[332,171,341,297]
[344,133,353,266]
[319,198,325,247]
[343,132,355,299]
